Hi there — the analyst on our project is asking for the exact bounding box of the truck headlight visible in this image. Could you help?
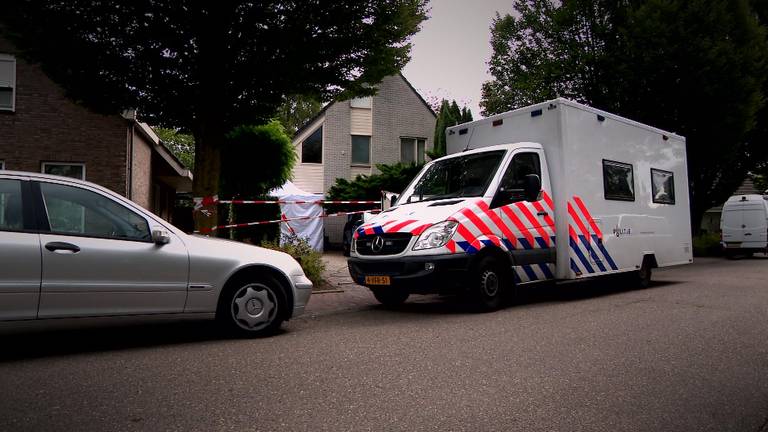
[413,221,458,250]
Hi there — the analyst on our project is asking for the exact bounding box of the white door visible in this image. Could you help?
[35,181,189,318]
[742,205,768,248]
[0,178,41,320]
[721,207,744,245]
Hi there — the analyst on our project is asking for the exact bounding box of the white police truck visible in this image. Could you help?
[348,98,692,309]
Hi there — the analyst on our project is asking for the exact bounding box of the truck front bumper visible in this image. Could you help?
[348,254,471,294]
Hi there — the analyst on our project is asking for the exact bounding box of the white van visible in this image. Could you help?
[721,194,768,257]
[348,99,692,309]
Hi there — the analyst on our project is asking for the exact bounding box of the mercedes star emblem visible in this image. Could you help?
[371,236,385,253]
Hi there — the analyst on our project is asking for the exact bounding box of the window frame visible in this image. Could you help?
[0,54,16,112]
[651,168,676,205]
[350,96,372,109]
[602,159,635,202]
[400,137,427,164]
[350,135,371,166]
[41,162,86,180]
[37,180,154,243]
[300,125,323,164]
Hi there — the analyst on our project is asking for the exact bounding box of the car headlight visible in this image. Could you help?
[413,221,458,250]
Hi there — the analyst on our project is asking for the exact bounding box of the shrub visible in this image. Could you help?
[693,232,722,257]
[326,162,424,213]
[261,234,326,287]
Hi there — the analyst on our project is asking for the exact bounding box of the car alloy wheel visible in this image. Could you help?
[230,283,279,332]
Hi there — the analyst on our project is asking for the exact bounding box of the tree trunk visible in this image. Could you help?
[192,130,222,235]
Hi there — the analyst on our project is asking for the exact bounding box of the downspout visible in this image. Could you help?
[127,122,134,200]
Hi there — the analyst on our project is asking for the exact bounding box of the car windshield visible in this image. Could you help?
[399,150,505,204]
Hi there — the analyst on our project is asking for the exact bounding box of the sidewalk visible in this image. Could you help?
[304,251,377,316]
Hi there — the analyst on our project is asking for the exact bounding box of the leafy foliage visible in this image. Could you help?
[327,162,424,201]
[1,1,428,231]
[430,99,473,159]
[220,121,295,198]
[154,127,195,169]
[481,0,768,232]
[275,95,323,137]
[261,234,326,287]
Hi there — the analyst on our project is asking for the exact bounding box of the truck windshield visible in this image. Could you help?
[400,150,505,204]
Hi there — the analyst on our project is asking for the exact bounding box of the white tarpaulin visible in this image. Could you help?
[270,181,324,251]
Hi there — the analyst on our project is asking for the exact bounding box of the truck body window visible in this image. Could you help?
[603,160,635,201]
[651,168,675,204]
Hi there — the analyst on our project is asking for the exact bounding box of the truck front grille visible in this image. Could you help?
[355,233,412,256]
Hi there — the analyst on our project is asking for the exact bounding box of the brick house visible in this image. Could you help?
[291,73,437,243]
[0,37,192,221]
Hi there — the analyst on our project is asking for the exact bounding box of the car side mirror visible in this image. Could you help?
[523,174,541,202]
[390,195,398,207]
[152,229,171,245]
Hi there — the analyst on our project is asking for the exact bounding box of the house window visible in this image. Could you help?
[42,162,86,180]
[350,96,372,109]
[651,168,675,204]
[0,54,16,112]
[301,126,322,164]
[401,137,426,164]
[602,159,635,201]
[351,135,371,165]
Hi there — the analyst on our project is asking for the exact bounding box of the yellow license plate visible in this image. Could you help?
[365,275,391,285]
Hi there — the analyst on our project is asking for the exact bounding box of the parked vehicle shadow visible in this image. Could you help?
[374,277,681,316]
[0,317,284,363]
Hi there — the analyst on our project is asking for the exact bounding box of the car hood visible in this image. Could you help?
[184,234,304,276]
[358,198,482,236]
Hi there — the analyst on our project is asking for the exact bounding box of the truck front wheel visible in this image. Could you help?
[371,287,409,307]
[469,256,505,311]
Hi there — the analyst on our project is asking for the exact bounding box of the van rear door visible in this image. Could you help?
[721,206,744,247]
[741,203,768,248]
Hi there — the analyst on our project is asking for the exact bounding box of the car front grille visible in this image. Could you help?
[355,232,412,256]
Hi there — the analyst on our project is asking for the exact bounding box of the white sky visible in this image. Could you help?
[402,0,515,119]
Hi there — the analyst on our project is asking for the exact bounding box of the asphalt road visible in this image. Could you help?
[1,257,768,432]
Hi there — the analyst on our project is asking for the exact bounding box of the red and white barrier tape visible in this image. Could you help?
[195,209,380,233]
[217,199,380,205]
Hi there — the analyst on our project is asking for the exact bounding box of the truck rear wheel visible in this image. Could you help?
[635,261,653,288]
[372,288,409,307]
[470,256,505,311]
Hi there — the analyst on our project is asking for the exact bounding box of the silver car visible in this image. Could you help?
[0,171,312,336]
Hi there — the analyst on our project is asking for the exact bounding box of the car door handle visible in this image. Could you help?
[45,242,81,253]
[745,233,752,236]
[537,211,549,216]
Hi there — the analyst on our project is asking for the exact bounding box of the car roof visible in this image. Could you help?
[0,169,111,190]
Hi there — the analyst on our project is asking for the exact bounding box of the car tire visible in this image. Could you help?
[470,256,505,311]
[371,287,409,307]
[217,277,286,337]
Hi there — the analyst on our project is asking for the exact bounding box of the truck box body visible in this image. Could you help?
[445,98,692,279]
[348,98,691,296]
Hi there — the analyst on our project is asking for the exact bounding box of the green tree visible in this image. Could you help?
[1,1,427,232]
[481,0,768,233]
[220,121,295,198]
[275,95,323,137]
[154,127,195,170]
[327,162,424,212]
[430,99,473,159]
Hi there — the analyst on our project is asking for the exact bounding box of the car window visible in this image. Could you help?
[0,179,23,231]
[40,182,151,241]
[499,152,541,192]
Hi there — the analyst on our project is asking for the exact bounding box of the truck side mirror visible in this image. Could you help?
[390,195,398,207]
[523,174,541,202]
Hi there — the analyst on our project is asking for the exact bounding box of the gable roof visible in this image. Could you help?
[292,73,436,139]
